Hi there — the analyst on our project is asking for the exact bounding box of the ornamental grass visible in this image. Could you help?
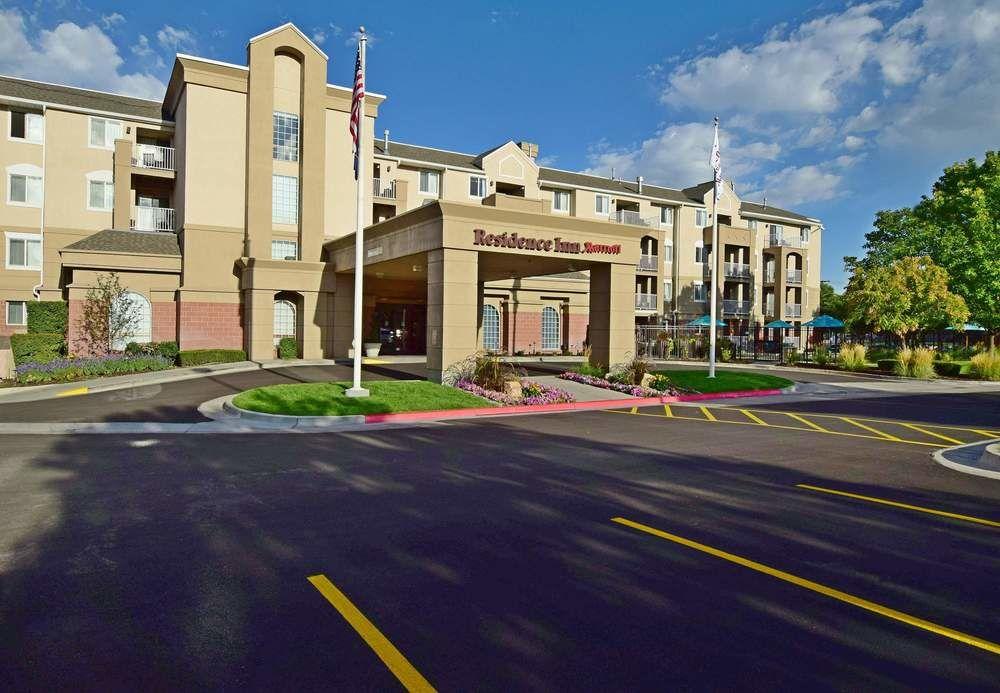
[971,350,1000,381]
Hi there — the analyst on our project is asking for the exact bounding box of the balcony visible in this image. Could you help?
[723,299,751,315]
[724,262,752,280]
[786,269,803,284]
[637,254,658,272]
[611,210,669,228]
[132,144,175,171]
[785,303,802,318]
[763,267,776,284]
[635,293,657,311]
[768,234,804,249]
[131,206,176,232]
[373,178,396,200]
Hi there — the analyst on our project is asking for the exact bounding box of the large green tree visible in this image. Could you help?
[854,151,1000,331]
[818,280,847,320]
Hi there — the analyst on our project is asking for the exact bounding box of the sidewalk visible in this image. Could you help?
[934,440,1000,480]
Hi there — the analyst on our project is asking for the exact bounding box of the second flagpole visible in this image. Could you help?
[346,27,369,397]
[708,116,720,379]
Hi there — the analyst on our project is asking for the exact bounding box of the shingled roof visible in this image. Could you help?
[739,201,817,224]
[0,75,167,121]
[63,230,181,256]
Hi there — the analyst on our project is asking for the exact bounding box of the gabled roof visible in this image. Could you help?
[682,181,715,201]
[248,22,328,60]
[374,140,481,169]
[539,168,694,205]
[0,74,166,121]
[740,201,817,224]
[63,229,181,256]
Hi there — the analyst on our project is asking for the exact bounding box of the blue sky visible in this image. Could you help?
[2,0,999,289]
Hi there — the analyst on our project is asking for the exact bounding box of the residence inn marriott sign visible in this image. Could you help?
[472,229,624,256]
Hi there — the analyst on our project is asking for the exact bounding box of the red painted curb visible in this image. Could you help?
[363,387,785,424]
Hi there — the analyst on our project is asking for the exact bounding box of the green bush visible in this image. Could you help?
[895,348,913,376]
[124,341,145,356]
[123,341,180,363]
[16,354,172,385]
[784,346,800,365]
[867,347,897,362]
[10,333,65,365]
[933,361,962,377]
[156,341,179,362]
[878,359,901,372]
[910,347,936,379]
[837,343,868,371]
[971,350,1000,381]
[648,373,672,391]
[26,301,68,335]
[575,362,605,377]
[177,348,247,367]
[813,344,831,366]
[278,337,298,359]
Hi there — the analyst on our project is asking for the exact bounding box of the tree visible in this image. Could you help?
[857,151,1000,332]
[78,273,140,355]
[818,281,847,320]
[844,256,969,342]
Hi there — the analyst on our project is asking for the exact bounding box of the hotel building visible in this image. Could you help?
[0,23,822,380]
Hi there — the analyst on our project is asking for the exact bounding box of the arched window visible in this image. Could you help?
[274,299,296,345]
[112,291,151,350]
[482,304,500,351]
[541,306,560,351]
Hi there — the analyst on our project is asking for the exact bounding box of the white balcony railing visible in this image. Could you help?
[635,293,657,311]
[614,209,645,226]
[132,206,176,232]
[785,303,803,318]
[373,177,396,200]
[763,267,776,283]
[637,254,658,271]
[769,234,804,248]
[723,299,751,315]
[725,262,752,279]
[132,144,175,171]
[786,269,803,284]
[765,302,775,318]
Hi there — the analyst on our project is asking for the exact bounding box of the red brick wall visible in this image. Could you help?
[567,313,588,354]
[178,301,243,350]
[152,302,177,343]
[509,310,542,353]
[67,298,88,355]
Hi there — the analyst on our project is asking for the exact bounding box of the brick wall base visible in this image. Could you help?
[504,308,588,355]
[152,302,177,343]
[178,301,243,350]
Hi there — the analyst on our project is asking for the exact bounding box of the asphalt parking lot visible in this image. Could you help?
[1,391,998,690]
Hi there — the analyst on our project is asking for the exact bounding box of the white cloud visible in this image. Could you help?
[798,118,837,147]
[346,29,378,47]
[311,28,327,45]
[743,164,844,207]
[0,9,164,99]
[843,135,865,150]
[156,25,196,53]
[101,13,125,30]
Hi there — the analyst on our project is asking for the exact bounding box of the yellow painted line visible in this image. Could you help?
[786,412,830,432]
[56,386,88,397]
[734,407,991,435]
[699,406,717,421]
[362,358,389,365]
[973,430,1000,439]
[796,484,1000,528]
[740,409,768,426]
[630,406,638,414]
[307,575,436,692]
[611,517,1000,656]
[841,417,902,441]
[663,404,673,418]
[899,422,964,445]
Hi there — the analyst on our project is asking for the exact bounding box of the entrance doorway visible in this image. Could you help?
[371,303,426,355]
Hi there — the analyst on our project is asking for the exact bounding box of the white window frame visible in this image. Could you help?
[663,280,673,299]
[801,227,810,245]
[418,170,440,196]
[6,164,43,207]
[85,170,114,212]
[8,111,44,144]
[695,240,707,264]
[6,299,27,326]
[469,175,487,199]
[272,111,300,162]
[273,299,296,346]
[482,304,501,352]
[692,281,706,303]
[552,190,570,213]
[541,305,560,351]
[695,209,708,227]
[88,116,124,150]
[746,218,758,231]
[663,241,673,263]
[112,291,152,350]
[271,239,299,260]
[5,232,42,271]
[272,174,299,224]
[659,206,674,227]
[595,194,610,216]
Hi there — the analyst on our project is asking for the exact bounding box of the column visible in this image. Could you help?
[589,263,634,370]
[332,272,355,358]
[426,248,478,383]
[112,139,132,230]
[300,291,328,359]
[245,289,274,361]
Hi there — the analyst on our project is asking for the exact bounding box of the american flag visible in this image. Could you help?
[349,46,365,180]
[710,116,722,201]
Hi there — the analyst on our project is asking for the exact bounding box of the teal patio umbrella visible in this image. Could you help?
[687,315,726,328]
[945,323,986,332]
[803,315,845,328]
[764,319,794,329]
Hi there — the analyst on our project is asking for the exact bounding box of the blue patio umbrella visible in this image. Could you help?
[687,315,726,327]
[764,319,794,329]
[803,314,845,328]
[946,322,986,332]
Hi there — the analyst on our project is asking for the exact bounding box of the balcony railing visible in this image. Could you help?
[132,206,176,232]
[786,269,803,284]
[785,303,802,318]
[763,267,776,283]
[725,262,751,279]
[635,293,657,311]
[765,303,775,318]
[723,299,751,315]
[132,144,175,171]
[637,254,658,271]
[769,234,804,248]
[610,210,670,228]
[373,178,396,200]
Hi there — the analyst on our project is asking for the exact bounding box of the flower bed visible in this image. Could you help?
[14,353,173,385]
[558,371,664,397]
[456,379,575,406]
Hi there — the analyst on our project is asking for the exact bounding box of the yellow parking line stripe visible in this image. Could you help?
[841,417,902,441]
[973,429,1000,439]
[307,575,436,692]
[611,517,1000,656]
[630,406,638,414]
[740,409,768,426]
[796,484,1000,528]
[735,407,988,435]
[700,406,717,422]
[786,412,829,432]
[899,422,964,445]
[664,404,673,418]
[56,386,88,397]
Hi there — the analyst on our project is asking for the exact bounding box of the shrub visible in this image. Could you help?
[910,347,936,379]
[10,333,65,365]
[814,344,831,366]
[933,361,962,377]
[15,353,172,385]
[895,348,913,376]
[648,373,672,391]
[446,351,522,390]
[608,355,649,385]
[867,347,897,362]
[575,362,604,377]
[716,338,734,362]
[784,346,800,365]
[26,301,68,335]
[124,341,145,356]
[278,337,297,359]
[155,341,179,362]
[177,348,247,367]
[837,343,868,371]
[878,359,901,372]
[971,350,1000,381]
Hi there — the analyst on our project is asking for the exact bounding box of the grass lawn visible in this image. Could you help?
[231,380,494,416]
[654,369,794,394]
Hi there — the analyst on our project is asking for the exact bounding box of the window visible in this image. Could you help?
[418,170,440,196]
[769,223,784,237]
[6,232,42,270]
[482,304,500,351]
[801,227,810,244]
[595,194,610,215]
[695,242,707,264]
[272,175,299,224]
[7,165,43,206]
[746,219,758,231]
[274,299,296,345]
[660,207,674,226]
[272,112,300,161]
[86,172,114,211]
[552,190,570,212]
[6,300,26,326]
[663,241,673,263]
[695,209,708,227]
[541,306,560,350]
[271,239,298,260]
[89,117,123,149]
[692,282,706,302]
[111,291,151,350]
[663,280,673,299]
[9,111,43,143]
[469,176,487,198]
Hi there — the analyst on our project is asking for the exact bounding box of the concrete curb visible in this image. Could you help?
[932,440,1000,480]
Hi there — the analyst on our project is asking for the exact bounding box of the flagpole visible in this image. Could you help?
[346,27,369,397]
[708,115,720,379]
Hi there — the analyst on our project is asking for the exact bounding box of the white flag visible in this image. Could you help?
[710,117,722,201]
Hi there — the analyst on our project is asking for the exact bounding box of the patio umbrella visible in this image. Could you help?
[764,319,794,329]
[803,314,845,328]
[945,323,986,332]
[687,315,726,327]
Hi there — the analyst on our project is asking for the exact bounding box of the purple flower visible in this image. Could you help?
[558,371,666,398]
[455,378,576,406]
